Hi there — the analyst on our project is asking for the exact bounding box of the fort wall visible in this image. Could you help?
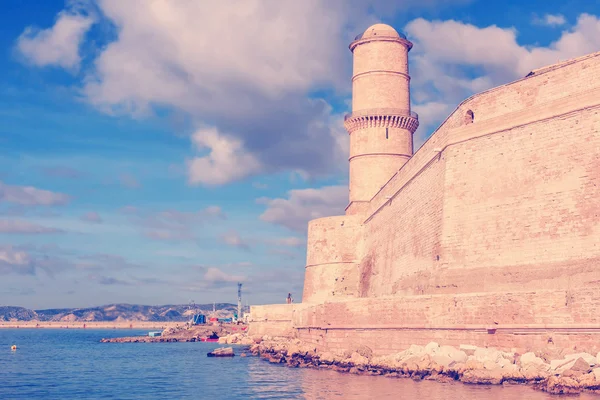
[250,27,600,355]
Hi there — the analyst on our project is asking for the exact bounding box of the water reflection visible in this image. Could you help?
[254,363,598,399]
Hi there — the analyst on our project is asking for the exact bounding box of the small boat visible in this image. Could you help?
[200,332,220,342]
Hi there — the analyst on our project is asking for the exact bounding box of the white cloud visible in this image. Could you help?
[0,181,70,206]
[259,185,348,232]
[533,14,567,27]
[405,14,600,144]
[81,212,103,224]
[203,267,244,284]
[220,230,250,251]
[16,6,94,70]
[68,0,462,185]
[268,237,306,247]
[127,206,227,241]
[188,127,262,185]
[0,219,63,234]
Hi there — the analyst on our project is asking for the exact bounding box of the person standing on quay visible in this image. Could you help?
[286,293,293,304]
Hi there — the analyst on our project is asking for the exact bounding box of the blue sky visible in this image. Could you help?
[1,0,599,309]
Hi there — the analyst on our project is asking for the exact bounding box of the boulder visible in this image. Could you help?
[218,336,228,344]
[561,357,590,379]
[459,344,477,356]
[522,365,549,381]
[431,355,454,369]
[464,359,484,371]
[519,352,549,371]
[439,345,468,363]
[349,352,369,366]
[240,337,254,346]
[483,360,497,370]
[500,363,524,381]
[355,345,373,360]
[207,347,235,357]
[593,368,600,381]
[474,347,502,363]
[544,375,581,395]
[564,352,596,366]
[578,372,597,388]
[286,344,301,357]
[424,342,439,355]
[462,369,504,385]
[318,352,335,364]
[404,344,425,357]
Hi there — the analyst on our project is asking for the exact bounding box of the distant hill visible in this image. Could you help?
[0,303,237,322]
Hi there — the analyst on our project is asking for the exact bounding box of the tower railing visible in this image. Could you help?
[344,108,418,121]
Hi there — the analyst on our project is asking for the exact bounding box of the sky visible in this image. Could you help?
[1,0,600,309]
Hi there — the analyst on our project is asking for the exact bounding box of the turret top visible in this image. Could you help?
[350,23,412,51]
[358,23,406,40]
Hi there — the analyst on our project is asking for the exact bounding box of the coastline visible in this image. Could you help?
[0,321,181,330]
[219,333,600,395]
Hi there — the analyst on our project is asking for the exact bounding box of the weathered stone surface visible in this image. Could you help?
[207,347,234,357]
[543,376,581,395]
[459,345,477,356]
[519,352,549,371]
[250,22,600,372]
[561,357,590,378]
[462,369,504,385]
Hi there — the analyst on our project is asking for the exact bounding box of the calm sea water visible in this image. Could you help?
[0,329,596,399]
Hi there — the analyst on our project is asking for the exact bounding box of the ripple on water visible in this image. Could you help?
[1,329,597,399]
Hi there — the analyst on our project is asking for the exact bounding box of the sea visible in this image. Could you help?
[0,329,597,399]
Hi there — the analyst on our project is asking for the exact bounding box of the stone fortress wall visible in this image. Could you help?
[250,23,600,355]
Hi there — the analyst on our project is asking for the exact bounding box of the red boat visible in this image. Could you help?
[200,337,219,342]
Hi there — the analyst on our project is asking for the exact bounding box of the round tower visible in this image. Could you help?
[344,24,418,214]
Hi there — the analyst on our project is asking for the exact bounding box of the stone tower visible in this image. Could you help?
[344,23,419,214]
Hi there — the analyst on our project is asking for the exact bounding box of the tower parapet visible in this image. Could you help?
[345,24,418,214]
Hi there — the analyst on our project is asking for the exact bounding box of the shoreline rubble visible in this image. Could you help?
[100,324,247,343]
[219,333,600,395]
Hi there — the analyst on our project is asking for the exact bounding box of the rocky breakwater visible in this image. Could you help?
[100,324,245,343]
[222,334,600,395]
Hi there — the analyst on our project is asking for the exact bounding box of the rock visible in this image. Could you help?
[218,336,228,344]
[577,372,597,388]
[593,368,600,381]
[349,352,369,366]
[474,347,502,363]
[207,347,235,357]
[519,352,549,371]
[464,359,484,371]
[319,352,335,364]
[439,345,468,363]
[544,375,581,395]
[403,344,425,358]
[564,352,596,366]
[483,360,497,370]
[240,337,254,346]
[240,353,247,357]
[561,357,590,378]
[355,345,373,360]
[286,344,301,357]
[462,369,504,385]
[522,365,549,381]
[459,344,477,356]
[501,363,524,380]
[424,342,439,355]
[431,355,453,369]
